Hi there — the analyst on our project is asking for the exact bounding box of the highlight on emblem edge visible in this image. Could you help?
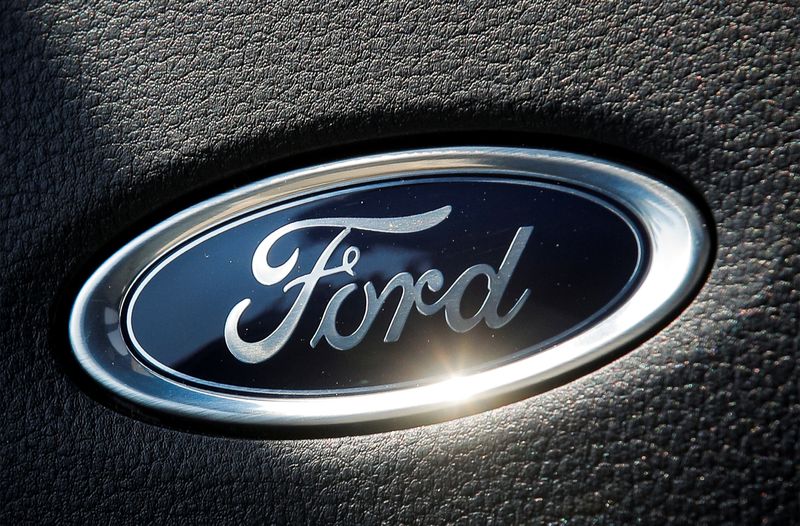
[69,148,710,426]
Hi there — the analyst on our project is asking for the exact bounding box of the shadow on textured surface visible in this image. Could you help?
[2,1,798,523]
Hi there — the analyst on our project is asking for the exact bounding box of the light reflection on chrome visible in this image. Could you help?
[69,147,710,427]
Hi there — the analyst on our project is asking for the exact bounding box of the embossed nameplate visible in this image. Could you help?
[69,148,709,427]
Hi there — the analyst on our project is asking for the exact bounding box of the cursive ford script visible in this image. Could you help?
[224,206,533,363]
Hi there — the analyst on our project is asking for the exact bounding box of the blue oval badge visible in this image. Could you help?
[69,148,709,427]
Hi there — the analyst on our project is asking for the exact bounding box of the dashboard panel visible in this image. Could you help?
[2,1,798,523]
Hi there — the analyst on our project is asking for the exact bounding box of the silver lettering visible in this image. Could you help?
[224,206,532,363]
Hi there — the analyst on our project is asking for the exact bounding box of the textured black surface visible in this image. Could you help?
[1,1,799,524]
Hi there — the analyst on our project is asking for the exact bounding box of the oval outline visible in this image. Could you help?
[69,147,710,426]
[123,176,648,396]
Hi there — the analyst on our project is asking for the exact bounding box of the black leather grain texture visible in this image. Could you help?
[2,1,799,523]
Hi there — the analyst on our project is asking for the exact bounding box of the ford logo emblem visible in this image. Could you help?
[69,148,710,427]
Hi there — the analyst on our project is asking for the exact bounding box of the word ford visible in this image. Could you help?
[224,206,533,363]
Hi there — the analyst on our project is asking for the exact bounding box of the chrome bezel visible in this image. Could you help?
[69,147,710,426]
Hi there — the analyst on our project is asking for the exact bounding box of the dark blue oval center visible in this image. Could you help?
[123,177,646,394]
